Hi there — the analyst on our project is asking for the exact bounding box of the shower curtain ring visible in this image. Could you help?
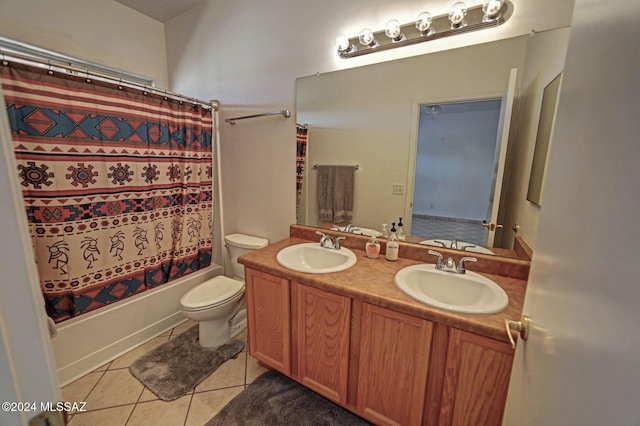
[47,60,53,75]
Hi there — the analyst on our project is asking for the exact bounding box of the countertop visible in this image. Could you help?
[239,236,527,344]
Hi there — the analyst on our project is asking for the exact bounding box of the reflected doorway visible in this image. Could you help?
[411,99,502,246]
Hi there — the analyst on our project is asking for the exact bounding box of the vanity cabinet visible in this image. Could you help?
[245,268,291,375]
[244,267,514,426]
[295,283,351,405]
[357,303,433,426]
[439,328,514,426]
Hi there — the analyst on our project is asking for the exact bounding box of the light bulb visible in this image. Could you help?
[415,12,433,34]
[384,19,404,42]
[449,2,467,27]
[483,0,503,19]
[335,35,353,54]
[359,28,378,47]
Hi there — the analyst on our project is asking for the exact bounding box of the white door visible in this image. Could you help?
[0,82,61,425]
[485,67,517,246]
[502,0,640,424]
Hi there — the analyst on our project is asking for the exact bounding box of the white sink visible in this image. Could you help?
[332,226,382,237]
[419,239,495,255]
[276,243,357,274]
[394,264,508,314]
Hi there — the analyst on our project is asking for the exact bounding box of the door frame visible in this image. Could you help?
[0,82,60,425]
[404,91,505,239]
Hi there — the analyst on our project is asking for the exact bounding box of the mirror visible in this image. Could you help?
[296,29,570,259]
[527,72,563,205]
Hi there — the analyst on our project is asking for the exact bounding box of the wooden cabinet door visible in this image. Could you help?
[245,268,291,374]
[296,283,351,405]
[357,303,433,426]
[439,328,514,426]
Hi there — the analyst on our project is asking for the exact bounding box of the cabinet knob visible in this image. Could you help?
[504,315,531,349]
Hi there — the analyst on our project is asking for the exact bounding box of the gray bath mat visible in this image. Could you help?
[129,325,244,401]
[206,370,371,425]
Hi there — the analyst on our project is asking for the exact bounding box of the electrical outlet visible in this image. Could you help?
[392,184,404,195]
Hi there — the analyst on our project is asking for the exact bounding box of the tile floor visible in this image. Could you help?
[411,214,488,246]
[62,320,268,426]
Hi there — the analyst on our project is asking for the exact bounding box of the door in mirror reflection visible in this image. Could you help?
[407,68,518,248]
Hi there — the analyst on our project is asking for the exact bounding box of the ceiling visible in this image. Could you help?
[114,0,204,23]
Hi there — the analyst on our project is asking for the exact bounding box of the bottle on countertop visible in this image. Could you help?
[385,223,399,261]
[365,235,381,259]
[397,217,406,241]
[381,223,389,239]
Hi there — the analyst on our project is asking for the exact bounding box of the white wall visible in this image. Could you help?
[165,0,576,243]
[0,0,169,87]
[500,28,570,249]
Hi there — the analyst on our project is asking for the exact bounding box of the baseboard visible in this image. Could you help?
[56,312,186,386]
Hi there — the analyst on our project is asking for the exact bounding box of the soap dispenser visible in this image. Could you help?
[397,217,406,241]
[380,223,389,239]
[385,223,399,261]
[365,235,381,259]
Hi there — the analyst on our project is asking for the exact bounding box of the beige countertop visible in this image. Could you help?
[239,235,527,344]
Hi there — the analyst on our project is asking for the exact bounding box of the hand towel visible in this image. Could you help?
[317,165,335,221]
[332,166,354,223]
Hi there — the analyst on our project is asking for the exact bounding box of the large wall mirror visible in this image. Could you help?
[296,28,570,259]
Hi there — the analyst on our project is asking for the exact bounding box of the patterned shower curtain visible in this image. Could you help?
[1,62,213,322]
[296,125,308,222]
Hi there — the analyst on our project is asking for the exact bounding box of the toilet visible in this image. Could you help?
[180,233,269,347]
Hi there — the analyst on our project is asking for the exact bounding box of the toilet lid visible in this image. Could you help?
[180,276,244,311]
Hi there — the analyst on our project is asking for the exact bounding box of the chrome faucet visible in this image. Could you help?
[457,256,477,274]
[315,231,344,250]
[315,231,334,248]
[428,250,446,270]
[428,250,477,274]
[344,224,355,233]
[450,239,458,250]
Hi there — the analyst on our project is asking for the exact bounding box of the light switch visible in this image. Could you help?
[392,184,404,195]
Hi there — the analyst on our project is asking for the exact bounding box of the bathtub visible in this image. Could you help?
[51,264,223,386]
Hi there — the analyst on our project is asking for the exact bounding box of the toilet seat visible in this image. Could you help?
[180,276,244,312]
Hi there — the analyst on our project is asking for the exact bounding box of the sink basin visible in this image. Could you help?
[332,226,382,237]
[394,264,508,314]
[419,239,495,255]
[276,243,357,274]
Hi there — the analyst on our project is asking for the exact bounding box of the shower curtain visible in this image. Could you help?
[1,62,213,322]
[296,125,308,222]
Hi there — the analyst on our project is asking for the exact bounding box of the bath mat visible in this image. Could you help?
[129,325,244,401]
[205,370,371,425]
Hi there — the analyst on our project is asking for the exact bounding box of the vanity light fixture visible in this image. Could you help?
[415,12,434,35]
[335,35,355,54]
[359,28,378,48]
[483,0,504,20]
[385,19,405,42]
[449,2,468,28]
[336,0,513,58]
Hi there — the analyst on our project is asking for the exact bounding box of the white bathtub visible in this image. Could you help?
[51,264,223,386]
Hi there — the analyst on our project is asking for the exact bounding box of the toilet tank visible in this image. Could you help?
[224,233,269,279]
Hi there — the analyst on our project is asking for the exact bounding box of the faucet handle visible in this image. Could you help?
[457,256,477,274]
[315,231,332,247]
[333,236,345,250]
[428,250,445,270]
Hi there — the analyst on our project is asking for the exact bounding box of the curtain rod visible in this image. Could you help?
[225,110,290,125]
[0,46,217,110]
